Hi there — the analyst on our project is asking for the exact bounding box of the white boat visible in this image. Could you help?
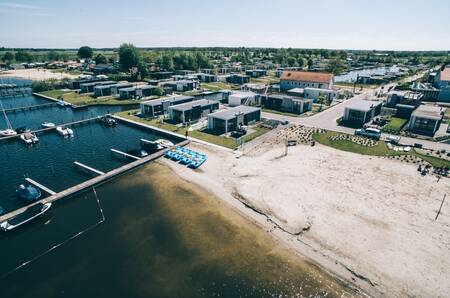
[0,203,52,231]
[155,139,174,148]
[20,132,39,145]
[41,122,56,128]
[57,100,69,107]
[0,101,17,137]
[0,128,17,137]
[56,126,74,137]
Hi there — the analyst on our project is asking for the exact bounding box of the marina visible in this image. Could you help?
[0,82,184,220]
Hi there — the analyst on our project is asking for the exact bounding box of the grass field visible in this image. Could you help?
[249,76,279,84]
[313,130,450,168]
[262,108,299,117]
[115,110,271,149]
[199,82,239,91]
[39,90,153,106]
[382,117,408,134]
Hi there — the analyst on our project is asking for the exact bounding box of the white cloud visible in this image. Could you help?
[0,2,54,17]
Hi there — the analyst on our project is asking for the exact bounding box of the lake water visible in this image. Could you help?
[335,65,400,82]
[0,164,358,297]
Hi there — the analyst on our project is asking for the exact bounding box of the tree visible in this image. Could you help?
[95,53,107,64]
[317,93,329,111]
[118,43,140,71]
[2,51,14,63]
[307,58,314,69]
[47,51,60,61]
[77,46,93,59]
[15,51,34,63]
[297,57,305,67]
[161,54,174,71]
[287,56,297,67]
[153,87,165,96]
[326,58,346,74]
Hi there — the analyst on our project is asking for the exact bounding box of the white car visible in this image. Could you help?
[355,127,381,140]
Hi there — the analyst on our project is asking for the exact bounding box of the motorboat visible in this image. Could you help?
[57,99,69,107]
[56,126,74,137]
[17,184,42,201]
[0,202,52,231]
[0,128,17,137]
[41,122,56,128]
[100,116,117,127]
[0,101,17,137]
[155,139,174,148]
[20,132,39,145]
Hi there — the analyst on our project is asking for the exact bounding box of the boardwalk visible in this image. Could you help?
[0,139,189,223]
[25,177,56,195]
[4,102,56,113]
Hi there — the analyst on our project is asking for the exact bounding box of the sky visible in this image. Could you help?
[0,0,449,50]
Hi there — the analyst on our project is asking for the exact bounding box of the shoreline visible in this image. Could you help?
[158,155,374,297]
[159,130,450,298]
[0,68,79,81]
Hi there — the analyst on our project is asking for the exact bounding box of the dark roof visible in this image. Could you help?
[208,106,260,121]
[169,99,217,112]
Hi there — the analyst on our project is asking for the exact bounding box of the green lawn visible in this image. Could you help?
[312,104,330,114]
[200,82,239,91]
[38,90,153,106]
[382,117,408,134]
[115,110,238,149]
[242,126,271,143]
[313,131,450,168]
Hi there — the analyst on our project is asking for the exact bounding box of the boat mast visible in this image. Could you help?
[0,101,13,130]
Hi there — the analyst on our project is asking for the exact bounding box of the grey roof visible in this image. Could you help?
[208,105,261,121]
[94,84,118,90]
[346,99,382,112]
[120,87,136,92]
[141,95,194,107]
[412,105,444,120]
[287,87,304,94]
[169,99,217,112]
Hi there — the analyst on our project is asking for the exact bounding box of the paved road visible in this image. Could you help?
[262,72,450,151]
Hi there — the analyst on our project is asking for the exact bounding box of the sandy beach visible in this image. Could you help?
[0,68,79,81]
[161,127,450,297]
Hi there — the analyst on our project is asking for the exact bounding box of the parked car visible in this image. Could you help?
[355,127,381,140]
[386,135,401,144]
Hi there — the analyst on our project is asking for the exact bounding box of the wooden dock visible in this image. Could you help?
[110,148,141,160]
[0,139,190,223]
[73,161,105,176]
[25,177,56,195]
[0,116,101,142]
[3,102,56,113]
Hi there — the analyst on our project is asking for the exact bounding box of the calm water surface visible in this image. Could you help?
[0,164,359,297]
[335,65,400,82]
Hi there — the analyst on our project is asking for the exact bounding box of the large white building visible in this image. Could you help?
[280,70,334,91]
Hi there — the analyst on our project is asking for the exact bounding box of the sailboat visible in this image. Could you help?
[0,101,17,137]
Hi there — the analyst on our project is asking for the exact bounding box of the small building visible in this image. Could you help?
[303,87,335,102]
[228,91,258,107]
[162,79,198,92]
[343,99,383,126]
[198,73,218,83]
[168,99,219,124]
[140,95,194,117]
[408,105,445,135]
[69,78,104,89]
[411,82,440,101]
[226,74,250,85]
[245,69,267,78]
[149,71,174,80]
[286,87,304,97]
[208,106,261,133]
[241,83,267,94]
[94,84,117,97]
[92,64,117,74]
[280,70,334,91]
[119,85,156,99]
[80,80,116,93]
[261,95,312,115]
